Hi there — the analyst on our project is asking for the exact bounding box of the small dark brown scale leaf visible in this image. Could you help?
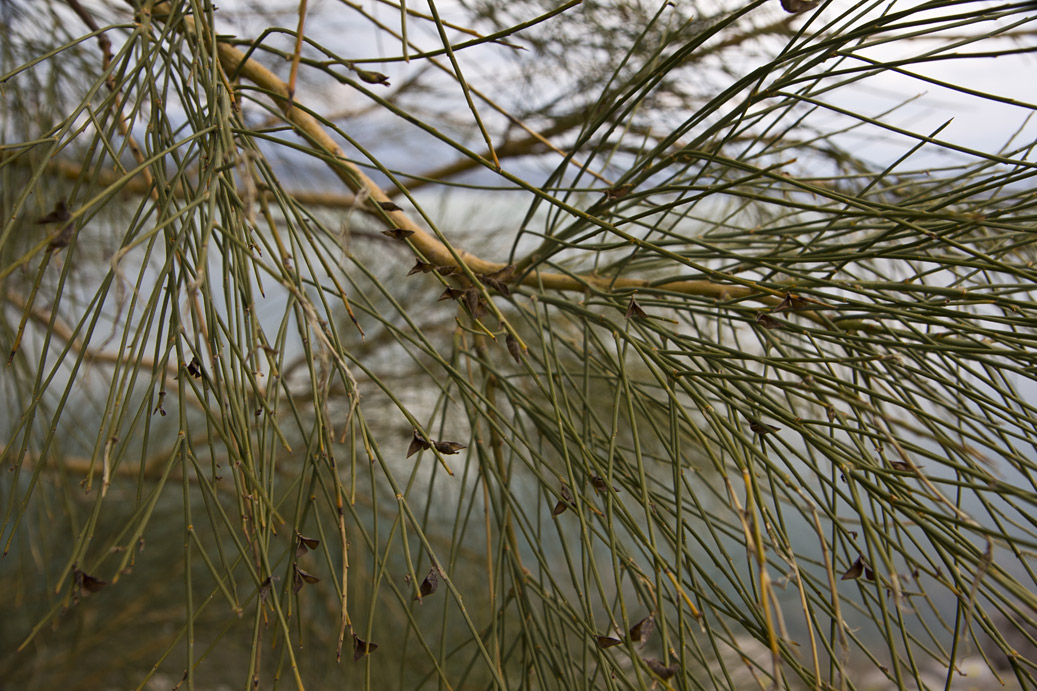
[774,292,826,312]
[355,69,390,86]
[186,357,203,379]
[755,312,785,330]
[841,556,864,581]
[293,568,304,593]
[604,184,633,200]
[381,228,413,240]
[553,483,574,515]
[75,568,107,594]
[625,297,648,320]
[353,634,378,661]
[377,201,401,211]
[407,429,432,458]
[296,534,320,557]
[779,0,819,14]
[595,635,622,649]
[506,334,522,364]
[438,287,465,302]
[486,264,517,282]
[889,461,912,471]
[408,261,435,276]
[478,265,517,296]
[864,567,876,582]
[463,288,482,317]
[297,567,320,584]
[749,421,780,436]
[590,475,617,494]
[416,567,438,598]
[629,614,655,645]
[259,577,273,602]
[48,223,75,250]
[37,199,71,224]
[433,440,466,455]
[644,658,677,680]
[435,265,458,276]
[480,277,511,297]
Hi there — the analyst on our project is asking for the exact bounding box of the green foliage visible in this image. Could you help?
[2,0,1037,689]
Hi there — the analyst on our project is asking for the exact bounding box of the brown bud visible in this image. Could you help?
[355,69,390,86]
[433,440,466,455]
[407,429,432,458]
[625,297,648,320]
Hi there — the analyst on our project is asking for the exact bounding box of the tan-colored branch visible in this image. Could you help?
[210,38,500,271]
[213,38,778,303]
[145,2,788,311]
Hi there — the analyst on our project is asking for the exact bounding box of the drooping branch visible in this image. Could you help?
[139,1,822,318]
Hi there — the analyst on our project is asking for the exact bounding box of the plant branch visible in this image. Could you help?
[142,1,792,315]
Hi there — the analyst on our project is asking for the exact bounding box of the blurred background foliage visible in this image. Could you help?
[2,0,1037,688]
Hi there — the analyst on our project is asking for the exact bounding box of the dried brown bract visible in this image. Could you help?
[296,533,320,557]
[506,333,522,364]
[408,260,436,276]
[48,223,76,251]
[381,228,414,240]
[407,429,432,458]
[433,440,466,455]
[780,0,819,14]
[416,567,439,599]
[604,184,633,201]
[478,264,517,297]
[625,297,648,320]
[37,199,71,224]
[352,634,378,661]
[774,292,827,312]
[749,420,780,436]
[186,357,204,379]
[74,567,107,594]
[438,287,466,302]
[463,288,485,318]
[628,614,654,645]
[841,555,873,581]
[644,658,677,680]
[293,565,320,592]
[755,312,785,330]
[553,483,575,516]
[259,577,273,602]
